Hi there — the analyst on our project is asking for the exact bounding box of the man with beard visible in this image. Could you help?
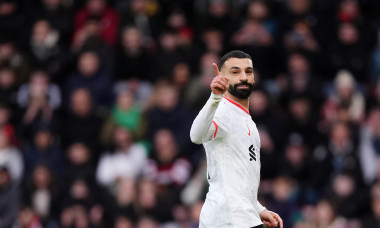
[190,50,283,228]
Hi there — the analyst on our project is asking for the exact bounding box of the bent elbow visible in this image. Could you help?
[190,130,202,145]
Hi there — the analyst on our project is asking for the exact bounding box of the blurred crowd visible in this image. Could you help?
[0,0,380,227]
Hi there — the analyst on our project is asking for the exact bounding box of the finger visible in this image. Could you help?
[276,215,283,228]
[214,77,228,87]
[212,63,220,77]
[270,212,282,228]
[211,82,227,90]
[262,221,271,227]
[217,75,229,84]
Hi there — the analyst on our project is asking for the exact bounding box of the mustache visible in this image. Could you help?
[233,81,254,89]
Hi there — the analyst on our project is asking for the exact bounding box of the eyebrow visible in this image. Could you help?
[229,66,253,70]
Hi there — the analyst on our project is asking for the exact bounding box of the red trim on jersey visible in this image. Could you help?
[223,96,249,115]
[212,121,218,139]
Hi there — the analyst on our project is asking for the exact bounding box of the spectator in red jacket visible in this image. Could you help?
[74,0,119,46]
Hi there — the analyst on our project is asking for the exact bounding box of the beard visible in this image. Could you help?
[227,81,254,99]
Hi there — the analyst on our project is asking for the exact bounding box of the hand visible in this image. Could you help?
[259,209,283,228]
[210,63,229,95]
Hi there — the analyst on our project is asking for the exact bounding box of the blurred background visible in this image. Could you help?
[0,0,380,227]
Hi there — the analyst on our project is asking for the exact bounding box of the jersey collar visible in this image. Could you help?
[223,96,250,115]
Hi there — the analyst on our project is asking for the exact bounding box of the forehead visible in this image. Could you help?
[223,58,253,70]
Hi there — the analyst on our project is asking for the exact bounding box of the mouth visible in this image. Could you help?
[237,85,250,89]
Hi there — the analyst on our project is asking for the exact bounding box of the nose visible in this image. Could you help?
[240,72,248,81]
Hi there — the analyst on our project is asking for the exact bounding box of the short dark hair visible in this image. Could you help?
[219,50,252,70]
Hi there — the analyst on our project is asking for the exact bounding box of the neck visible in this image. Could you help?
[224,91,249,110]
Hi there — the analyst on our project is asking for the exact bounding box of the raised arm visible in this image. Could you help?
[190,63,229,144]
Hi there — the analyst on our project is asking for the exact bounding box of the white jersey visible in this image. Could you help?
[190,93,265,228]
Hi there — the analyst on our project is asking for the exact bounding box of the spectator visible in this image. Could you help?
[312,121,363,190]
[27,0,73,43]
[0,0,23,44]
[74,0,119,46]
[65,50,113,108]
[284,94,321,148]
[16,204,43,228]
[0,102,18,146]
[313,199,350,228]
[114,26,152,81]
[71,16,114,77]
[101,89,143,144]
[144,129,191,191]
[0,127,23,183]
[199,28,224,56]
[63,143,95,186]
[0,38,29,85]
[185,52,220,110]
[17,70,61,138]
[22,164,60,226]
[152,29,183,79]
[135,178,172,223]
[359,107,380,185]
[26,19,69,81]
[96,126,147,190]
[171,62,192,98]
[284,20,319,55]
[119,0,162,45]
[0,67,18,107]
[276,52,323,108]
[279,134,313,187]
[324,173,370,219]
[327,22,368,80]
[114,215,134,228]
[146,83,194,151]
[265,176,300,228]
[60,88,104,156]
[362,182,380,227]
[23,124,64,176]
[322,69,365,128]
[0,167,20,228]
